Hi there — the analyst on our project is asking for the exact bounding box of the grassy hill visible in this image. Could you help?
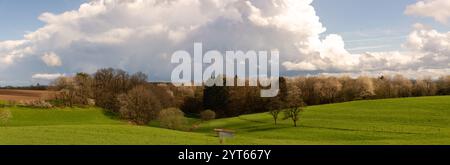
[197,96,450,144]
[1,96,449,144]
[0,107,216,145]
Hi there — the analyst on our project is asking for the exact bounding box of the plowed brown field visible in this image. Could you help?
[0,89,55,101]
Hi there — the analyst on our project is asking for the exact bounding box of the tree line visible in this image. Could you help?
[181,75,450,118]
[51,68,189,126]
[50,68,450,126]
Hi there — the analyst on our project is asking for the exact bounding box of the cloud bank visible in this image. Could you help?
[405,0,450,24]
[284,23,450,74]
[32,73,65,80]
[41,52,62,67]
[0,0,449,85]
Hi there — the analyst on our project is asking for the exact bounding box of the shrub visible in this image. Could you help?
[0,109,12,126]
[200,110,216,121]
[158,108,187,130]
[7,100,18,107]
[87,99,96,106]
[118,85,162,125]
[20,100,53,109]
[47,99,65,107]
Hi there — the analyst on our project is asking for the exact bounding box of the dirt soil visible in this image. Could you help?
[0,89,56,102]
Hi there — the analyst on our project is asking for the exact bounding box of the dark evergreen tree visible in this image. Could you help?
[203,77,229,117]
[278,77,288,103]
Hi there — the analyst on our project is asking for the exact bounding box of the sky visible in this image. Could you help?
[0,0,449,86]
[0,0,87,40]
[313,0,448,53]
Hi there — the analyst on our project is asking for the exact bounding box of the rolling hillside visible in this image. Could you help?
[1,96,449,145]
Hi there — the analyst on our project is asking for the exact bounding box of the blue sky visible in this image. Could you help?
[1,0,446,53]
[0,0,449,86]
[0,0,86,40]
[314,0,448,53]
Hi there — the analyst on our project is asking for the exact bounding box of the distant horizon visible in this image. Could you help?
[1,71,447,88]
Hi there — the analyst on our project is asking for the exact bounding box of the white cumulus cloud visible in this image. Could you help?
[0,0,329,80]
[284,23,449,77]
[0,0,448,85]
[405,0,450,24]
[32,73,65,80]
[41,52,62,67]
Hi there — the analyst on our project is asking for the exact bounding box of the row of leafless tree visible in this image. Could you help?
[181,75,450,118]
[291,75,449,105]
[51,68,450,124]
[51,68,186,124]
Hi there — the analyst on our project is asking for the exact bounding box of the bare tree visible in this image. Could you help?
[355,76,375,99]
[323,77,342,103]
[283,86,306,127]
[50,73,94,107]
[52,77,76,107]
[74,72,94,105]
[118,85,162,125]
[283,101,305,127]
[414,77,437,96]
[437,76,450,95]
[392,75,412,97]
[268,97,283,125]
[339,76,357,101]
[93,68,148,113]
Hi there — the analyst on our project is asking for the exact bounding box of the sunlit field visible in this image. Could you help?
[1,96,449,145]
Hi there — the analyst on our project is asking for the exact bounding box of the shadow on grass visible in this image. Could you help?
[237,116,268,123]
[244,125,293,132]
[236,114,431,135]
[102,110,121,120]
[300,125,424,135]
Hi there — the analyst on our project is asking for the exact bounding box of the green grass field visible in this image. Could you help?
[1,96,449,145]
